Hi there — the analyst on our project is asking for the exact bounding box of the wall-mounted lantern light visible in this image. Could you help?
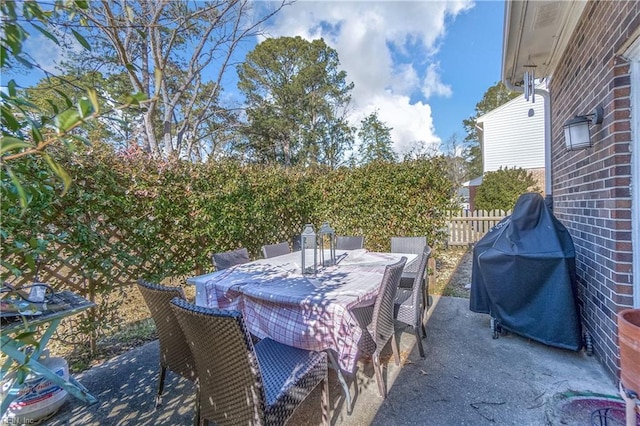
[563,106,603,151]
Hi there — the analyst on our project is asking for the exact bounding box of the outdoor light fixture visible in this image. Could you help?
[564,106,603,151]
[300,224,317,275]
[317,222,336,267]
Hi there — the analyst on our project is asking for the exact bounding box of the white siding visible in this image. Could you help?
[478,95,545,172]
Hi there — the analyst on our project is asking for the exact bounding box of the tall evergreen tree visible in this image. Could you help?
[237,36,354,167]
[357,111,396,164]
[358,111,397,164]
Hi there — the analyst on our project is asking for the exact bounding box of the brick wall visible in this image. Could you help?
[549,1,639,380]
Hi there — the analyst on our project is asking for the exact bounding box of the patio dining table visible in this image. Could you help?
[188,249,417,411]
[187,249,417,373]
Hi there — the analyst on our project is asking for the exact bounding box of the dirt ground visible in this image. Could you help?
[432,246,473,298]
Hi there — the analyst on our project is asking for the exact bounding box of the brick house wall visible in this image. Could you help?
[549,1,639,379]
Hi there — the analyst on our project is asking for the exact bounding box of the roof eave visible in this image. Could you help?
[502,1,587,89]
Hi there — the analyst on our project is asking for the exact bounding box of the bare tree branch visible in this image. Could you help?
[72,0,290,159]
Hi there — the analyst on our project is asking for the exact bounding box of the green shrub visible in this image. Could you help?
[475,167,540,211]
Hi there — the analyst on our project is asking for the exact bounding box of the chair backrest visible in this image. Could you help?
[336,235,365,250]
[212,247,250,270]
[410,246,432,318]
[371,257,407,349]
[170,298,267,424]
[291,234,302,251]
[136,279,195,381]
[390,236,427,254]
[261,242,290,259]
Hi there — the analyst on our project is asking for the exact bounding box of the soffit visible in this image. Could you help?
[502,0,587,88]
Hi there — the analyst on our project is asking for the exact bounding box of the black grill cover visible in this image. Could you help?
[469,192,582,351]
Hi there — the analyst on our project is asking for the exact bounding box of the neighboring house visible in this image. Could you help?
[477,89,546,176]
[503,0,639,382]
[466,90,546,209]
[461,176,483,211]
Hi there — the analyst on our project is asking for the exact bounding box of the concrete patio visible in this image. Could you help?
[44,295,619,425]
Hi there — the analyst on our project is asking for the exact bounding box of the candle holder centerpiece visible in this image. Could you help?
[300,224,318,275]
[318,222,336,267]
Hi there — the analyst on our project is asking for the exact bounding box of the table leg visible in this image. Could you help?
[1,335,97,418]
[1,344,97,405]
[0,318,60,372]
[0,354,14,377]
[327,351,352,415]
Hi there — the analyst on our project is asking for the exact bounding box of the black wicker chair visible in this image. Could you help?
[261,242,290,259]
[335,236,365,250]
[170,297,329,426]
[354,257,407,398]
[136,280,196,408]
[394,246,432,358]
[211,247,250,270]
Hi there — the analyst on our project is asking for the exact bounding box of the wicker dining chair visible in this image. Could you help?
[336,235,365,250]
[390,236,431,310]
[136,279,196,408]
[211,247,250,270]
[355,256,407,398]
[261,242,290,259]
[394,246,432,358]
[390,236,427,254]
[169,297,329,426]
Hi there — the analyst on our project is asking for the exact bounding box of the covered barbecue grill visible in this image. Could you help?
[469,192,582,351]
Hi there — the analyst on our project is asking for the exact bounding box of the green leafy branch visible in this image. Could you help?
[1,85,149,208]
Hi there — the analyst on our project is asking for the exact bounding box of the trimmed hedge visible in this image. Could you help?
[1,143,455,347]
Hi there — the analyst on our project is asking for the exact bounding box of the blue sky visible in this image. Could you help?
[428,1,505,144]
[5,0,506,157]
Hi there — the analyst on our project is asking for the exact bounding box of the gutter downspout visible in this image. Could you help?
[503,79,553,211]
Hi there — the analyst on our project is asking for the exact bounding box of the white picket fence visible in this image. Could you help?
[447,209,510,246]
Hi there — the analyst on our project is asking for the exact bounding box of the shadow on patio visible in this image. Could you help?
[47,295,617,425]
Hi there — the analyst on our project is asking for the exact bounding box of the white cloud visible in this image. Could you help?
[6,28,86,86]
[358,94,439,155]
[261,0,474,154]
[26,35,63,74]
[422,62,452,99]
